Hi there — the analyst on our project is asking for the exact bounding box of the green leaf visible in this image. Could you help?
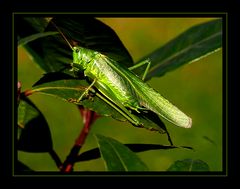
[94,134,149,171]
[135,19,222,80]
[18,31,58,46]
[18,97,41,129]
[167,159,210,171]
[17,97,53,152]
[76,144,193,162]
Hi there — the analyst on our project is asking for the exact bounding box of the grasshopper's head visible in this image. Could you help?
[72,46,82,64]
[72,46,93,69]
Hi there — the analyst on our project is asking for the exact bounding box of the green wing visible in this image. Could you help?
[102,55,192,128]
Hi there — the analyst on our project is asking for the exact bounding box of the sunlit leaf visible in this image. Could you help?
[95,134,149,171]
[135,19,222,80]
[167,159,210,171]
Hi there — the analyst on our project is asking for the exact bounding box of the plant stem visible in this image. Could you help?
[49,149,62,169]
[60,106,99,172]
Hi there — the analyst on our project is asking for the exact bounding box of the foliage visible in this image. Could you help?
[16,16,222,173]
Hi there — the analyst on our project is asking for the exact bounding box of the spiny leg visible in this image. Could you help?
[128,58,151,81]
[77,79,97,102]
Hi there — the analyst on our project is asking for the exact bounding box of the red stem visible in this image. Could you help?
[60,106,99,173]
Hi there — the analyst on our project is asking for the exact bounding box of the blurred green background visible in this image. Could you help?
[17,18,223,172]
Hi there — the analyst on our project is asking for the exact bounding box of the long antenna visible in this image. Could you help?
[50,20,73,50]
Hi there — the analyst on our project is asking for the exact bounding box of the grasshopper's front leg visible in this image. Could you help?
[77,79,97,102]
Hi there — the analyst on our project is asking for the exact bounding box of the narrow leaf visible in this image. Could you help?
[76,144,192,162]
[167,159,210,171]
[18,31,58,46]
[95,134,149,171]
[135,19,222,80]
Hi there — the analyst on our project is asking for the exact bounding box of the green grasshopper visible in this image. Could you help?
[52,21,192,129]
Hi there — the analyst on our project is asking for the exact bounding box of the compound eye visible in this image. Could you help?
[73,47,80,53]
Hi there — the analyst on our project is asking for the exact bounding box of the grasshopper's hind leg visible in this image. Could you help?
[96,93,143,127]
[124,103,148,113]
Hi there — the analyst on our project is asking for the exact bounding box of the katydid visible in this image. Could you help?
[53,21,192,129]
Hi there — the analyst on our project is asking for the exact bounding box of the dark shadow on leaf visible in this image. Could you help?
[18,97,53,153]
[18,117,53,152]
[16,16,134,73]
[15,161,34,173]
[133,110,173,145]
[47,16,134,68]
[76,148,100,162]
[32,72,81,87]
